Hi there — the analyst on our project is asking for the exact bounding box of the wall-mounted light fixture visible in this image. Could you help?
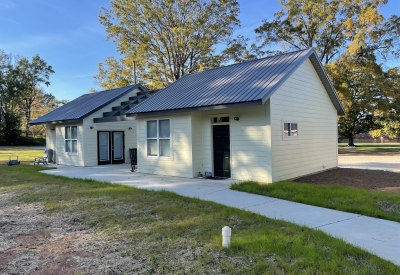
[128,127,132,130]
[90,126,94,129]
[233,117,240,121]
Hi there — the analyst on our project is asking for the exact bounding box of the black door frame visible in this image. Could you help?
[97,131,125,165]
[212,124,231,178]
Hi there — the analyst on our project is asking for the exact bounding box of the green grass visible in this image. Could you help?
[2,165,399,274]
[0,146,44,163]
[338,143,400,152]
[232,181,400,223]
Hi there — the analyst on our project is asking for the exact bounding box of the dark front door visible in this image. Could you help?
[213,125,230,178]
[97,131,125,165]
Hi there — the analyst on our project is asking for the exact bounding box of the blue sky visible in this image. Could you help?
[0,0,399,101]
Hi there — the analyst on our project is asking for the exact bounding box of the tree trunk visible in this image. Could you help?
[25,104,30,139]
[348,135,355,146]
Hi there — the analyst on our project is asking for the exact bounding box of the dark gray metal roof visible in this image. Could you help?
[126,48,345,116]
[30,84,147,125]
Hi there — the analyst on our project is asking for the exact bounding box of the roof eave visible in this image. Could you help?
[126,100,263,117]
[29,119,83,125]
[29,84,148,126]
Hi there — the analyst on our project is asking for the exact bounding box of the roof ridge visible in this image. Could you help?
[81,84,139,96]
[188,48,312,76]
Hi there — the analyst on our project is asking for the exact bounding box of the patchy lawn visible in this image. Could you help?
[339,143,400,153]
[232,168,400,223]
[1,166,399,274]
[0,146,44,164]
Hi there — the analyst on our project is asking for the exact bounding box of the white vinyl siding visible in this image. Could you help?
[45,124,56,162]
[270,58,338,182]
[137,113,192,178]
[55,122,84,166]
[191,112,203,177]
[197,103,272,183]
[82,88,141,166]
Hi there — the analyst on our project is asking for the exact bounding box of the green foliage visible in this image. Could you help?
[16,55,54,138]
[94,56,144,90]
[326,53,398,145]
[255,0,398,64]
[96,0,240,89]
[232,180,400,223]
[253,0,400,146]
[2,165,400,274]
[0,50,62,143]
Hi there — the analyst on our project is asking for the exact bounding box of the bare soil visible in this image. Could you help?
[0,190,157,275]
[295,168,400,192]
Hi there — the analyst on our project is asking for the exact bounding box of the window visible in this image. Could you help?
[212,116,229,124]
[147,119,171,157]
[65,126,78,153]
[283,122,298,138]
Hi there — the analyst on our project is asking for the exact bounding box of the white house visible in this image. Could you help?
[125,48,345,183]
[30,84,157,166]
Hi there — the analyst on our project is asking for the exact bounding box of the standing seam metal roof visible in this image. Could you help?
[126,48,345,116]
[30,84,146,125]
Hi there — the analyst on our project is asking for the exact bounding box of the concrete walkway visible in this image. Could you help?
[42,164,400,265]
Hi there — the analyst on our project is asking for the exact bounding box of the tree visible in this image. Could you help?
[16,55,54,138]
[254,0,400,146]
[94,56,145,90]
[255,0,399,64]
[0,51,24,144]
[221,35,268,63]
[326,53,391,146]
[98,0,240,88]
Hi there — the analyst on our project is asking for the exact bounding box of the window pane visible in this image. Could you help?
[147,139,158,156]
[113,132,123,159]
[159,119,170,138]
[72,140,77,152]
[283,123,289,137]
[291,123,298,137]
[65,126,70,139]
[213,117,229,123]
[160,139,170,157]
[147,120,157,138]
[71,126,77,139]
[65,140,71,152]
[99,132,109,161]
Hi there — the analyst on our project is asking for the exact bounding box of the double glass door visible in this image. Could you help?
[98,131,125,165]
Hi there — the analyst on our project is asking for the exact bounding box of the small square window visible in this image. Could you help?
[283,122,298,138]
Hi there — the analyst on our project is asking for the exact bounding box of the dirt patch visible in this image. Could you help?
[294,168,400,191]
[0,190,157,275]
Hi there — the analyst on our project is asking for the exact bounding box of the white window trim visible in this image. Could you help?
[65,125,78,154]
[146,119,172,158]
[282,121,299,139]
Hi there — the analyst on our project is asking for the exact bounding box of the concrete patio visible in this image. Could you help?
[42,164,400,265]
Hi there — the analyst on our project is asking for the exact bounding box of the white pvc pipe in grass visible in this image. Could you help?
[222,226,231,248]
